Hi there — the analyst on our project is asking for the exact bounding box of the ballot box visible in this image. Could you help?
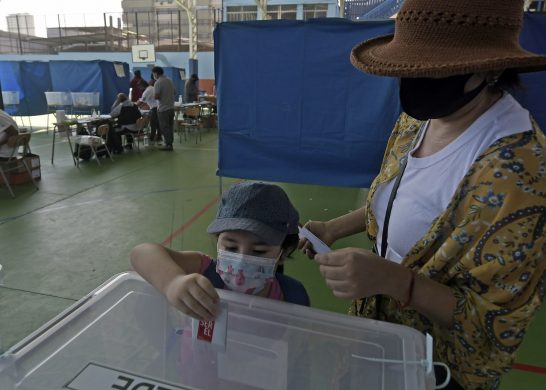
[44,92,73,107]
[0,273,436,390]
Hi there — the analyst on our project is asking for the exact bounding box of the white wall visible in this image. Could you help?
[0,51,216,79]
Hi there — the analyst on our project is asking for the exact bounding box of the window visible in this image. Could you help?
[303,4,328,20]
[226,6,258,22]
[267,5,297,20]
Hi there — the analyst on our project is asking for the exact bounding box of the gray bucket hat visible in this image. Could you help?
[207,182,300,246]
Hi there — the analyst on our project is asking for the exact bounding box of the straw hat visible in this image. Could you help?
[351,0,546,78]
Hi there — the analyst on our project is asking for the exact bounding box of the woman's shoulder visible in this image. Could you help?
[475,121,545,171]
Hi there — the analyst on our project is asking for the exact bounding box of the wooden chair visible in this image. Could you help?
[70,124,113,167]
[176,105,202,144]
[0,133,39,198]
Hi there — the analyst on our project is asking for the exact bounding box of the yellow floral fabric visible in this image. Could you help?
[352,113,546,389]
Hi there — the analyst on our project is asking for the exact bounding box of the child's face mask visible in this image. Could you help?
[216,249,281,295]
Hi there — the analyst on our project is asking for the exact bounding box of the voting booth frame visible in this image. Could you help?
[0,272,436,390]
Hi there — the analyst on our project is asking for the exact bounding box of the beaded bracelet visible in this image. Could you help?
[400,269,416,309]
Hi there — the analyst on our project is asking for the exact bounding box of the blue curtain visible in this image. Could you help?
[215,19,399,187]
[216,16,546,188]
[49,60,130,113]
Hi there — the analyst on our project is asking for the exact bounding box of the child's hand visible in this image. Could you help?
[164,273,220,321]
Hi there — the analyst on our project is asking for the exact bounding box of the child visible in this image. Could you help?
[131,182,310,320]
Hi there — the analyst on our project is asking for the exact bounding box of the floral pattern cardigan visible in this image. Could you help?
[351,113,546,389]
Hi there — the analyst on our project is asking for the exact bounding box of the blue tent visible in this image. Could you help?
[49,60,130,114]
[215,15,546,188]
[0,61,52,116]
[133,66,185,100]
[515,13,546,134]
[215,19,400,188]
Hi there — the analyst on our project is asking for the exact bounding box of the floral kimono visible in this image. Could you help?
[352,113,546,389]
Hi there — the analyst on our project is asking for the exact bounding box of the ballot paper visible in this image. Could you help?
[192,301,228,352]
[298,226,331,254]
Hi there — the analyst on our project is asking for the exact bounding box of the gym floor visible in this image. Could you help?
[0,116,544,389]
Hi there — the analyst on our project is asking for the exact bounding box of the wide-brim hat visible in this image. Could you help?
[351,0,546,78]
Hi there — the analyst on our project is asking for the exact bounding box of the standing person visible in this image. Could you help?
[137,79,161,145]
[130,70,147,102]
[300,1,546,389]
[131,182,310,321]
[152,66,175,151]
[0,109,18,160]
[184,74,199,103]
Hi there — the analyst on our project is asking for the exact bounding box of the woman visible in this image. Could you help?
[300,1,546,389]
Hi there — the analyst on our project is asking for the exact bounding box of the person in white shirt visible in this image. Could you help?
[137,80,161,145]
[0,109,19,160]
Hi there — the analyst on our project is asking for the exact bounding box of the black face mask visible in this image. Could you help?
[399,74,487,121]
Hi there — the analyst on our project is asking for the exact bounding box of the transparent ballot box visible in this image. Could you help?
[71,92,99,108]
[44,92,73,107]
[1,91,20,105]
[0,273,435,390]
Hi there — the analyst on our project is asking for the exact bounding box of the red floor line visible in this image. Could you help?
[161,195,220,247]
[512,362,546,375]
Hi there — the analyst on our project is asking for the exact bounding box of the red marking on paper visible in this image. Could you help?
[197,320,215,343]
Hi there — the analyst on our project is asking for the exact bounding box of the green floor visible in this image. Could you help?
[0,118,544,389]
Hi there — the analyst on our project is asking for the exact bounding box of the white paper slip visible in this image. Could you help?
[192,301,228,352]
[298,226,331,254]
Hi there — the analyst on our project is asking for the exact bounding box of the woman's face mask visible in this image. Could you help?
[216,249,281,295]
[399,74,487,121]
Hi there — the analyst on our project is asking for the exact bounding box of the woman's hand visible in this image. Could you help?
[164,273,220,321]
[298,220,338,258]
[314,248,410,300]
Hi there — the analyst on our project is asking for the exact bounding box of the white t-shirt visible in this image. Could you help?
[139,86,159,109]
[372,93,532,263]
[0,109,18,158]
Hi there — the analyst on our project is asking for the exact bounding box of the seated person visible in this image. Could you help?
[110,93,142,152]
[0,109,19,161]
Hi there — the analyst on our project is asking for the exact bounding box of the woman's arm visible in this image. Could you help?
[325,207,367,241]
[314,248,456,327]
[130,243,219,320]
[300,207,367,255]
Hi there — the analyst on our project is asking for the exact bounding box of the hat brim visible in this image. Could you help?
[351,34,546,78]
[207,218,286,246]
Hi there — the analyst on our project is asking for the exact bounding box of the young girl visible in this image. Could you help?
[131,182,310,320]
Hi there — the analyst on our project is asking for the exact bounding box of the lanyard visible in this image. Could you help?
[361,122,426,318]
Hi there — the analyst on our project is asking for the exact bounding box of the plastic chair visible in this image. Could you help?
[176,105,202,144]
[0,134,39,198]
[70,124,114,167]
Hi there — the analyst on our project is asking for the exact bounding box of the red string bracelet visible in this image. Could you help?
[400,270,416,309]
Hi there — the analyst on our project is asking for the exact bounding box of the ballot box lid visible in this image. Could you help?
[0,273,435,390]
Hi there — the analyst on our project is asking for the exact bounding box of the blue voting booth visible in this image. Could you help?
[49,61,130,114]
[215,15,546,188]
[0,60,130,116]
[0,61,52,116]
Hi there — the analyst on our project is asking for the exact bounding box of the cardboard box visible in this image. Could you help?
[0,153,41,185]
